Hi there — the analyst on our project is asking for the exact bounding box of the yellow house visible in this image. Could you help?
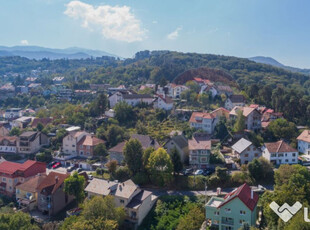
[16,173,46,211]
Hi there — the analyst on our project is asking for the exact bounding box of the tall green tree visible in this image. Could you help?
[94,143,108,160]
[176,206,205,230]
[123,139,143,175]
[114,101,136,125]
[234,110,246,132]
[170,147,183,175]
[64,172,85,204]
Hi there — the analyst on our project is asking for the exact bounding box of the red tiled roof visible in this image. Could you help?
[77,135,105,146]
[189,112,215,123]
[38,172,69,195]
[188,137,211,150]
[218,183,258,211]
[264,140,297,153]
[0,160,40,175]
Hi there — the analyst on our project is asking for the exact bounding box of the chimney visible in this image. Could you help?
[55,176,59,184]
[217,187,221,195]
[251,189,253,199]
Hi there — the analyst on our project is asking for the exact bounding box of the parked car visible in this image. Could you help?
[48,161,57,168]
[77,168,83,173]
[183,168,193,176]
[52,162,61,169]
[194,169,204,175]
[88,174,93,180]
[203,168,215,176]
[67,166,75,172]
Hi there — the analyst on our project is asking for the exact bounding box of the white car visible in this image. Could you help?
[194,169,203,175]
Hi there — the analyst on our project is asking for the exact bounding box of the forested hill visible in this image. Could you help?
[1,51,310,125]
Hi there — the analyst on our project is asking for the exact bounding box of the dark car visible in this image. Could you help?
[203,168,215,176]
[77,168,83,173]
[67,166,75,172]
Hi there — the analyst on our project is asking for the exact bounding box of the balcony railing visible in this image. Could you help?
[221,217,234,225]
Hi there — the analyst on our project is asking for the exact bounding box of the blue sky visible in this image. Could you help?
[1,0,310,68]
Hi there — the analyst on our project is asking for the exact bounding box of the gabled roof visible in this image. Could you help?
[264,140,297,153]
[297,130,310,143]
[188,137,211,150]
[77,135,105,146]
[108,141,126,153]
[0,160,46,175]
[189,112,215,123]
[115,179,139,199]
[232,138,252,154]
[37,172,69,195]
[16,173,47,193]
[167,135,188,149]
[84,178,117,196]
[31,118,53,127]
[218,183,258,211]
[229,106,259,118]
[228,95,246,103]
[156,94,174,104]
[126,190,152,209]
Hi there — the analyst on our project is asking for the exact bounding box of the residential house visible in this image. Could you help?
[109,134,160,164]
[206,183,258,230]
[19,131,49,155]
[189,112,216,134]
[11,116,34,129]
[62,131,88,158]
[229,106,262,131]
[261,108,283,129]
[297,130,310,154]
[0,123,9,136]
[4,108,22,120]
[57,88,73,101]
[37,172,74,216]
[85,178,157,227]
[231,138,261,164]
[109,90,134,108]
[216,85,233,96]
[31,117,53,128]
[0,84,15,100]
[0,160,46,196]
[153,94,174,110]
[188,134,212,169]
[164,135,188,163]
[52,77,65,84]
[123,94,154,106]
[0,136,18,154]
[168,84,189,98]
[210,107,230,121]
[16,173,47,211]
[225,95,246,110]
[77,135,105,158]
[262,140,298,165]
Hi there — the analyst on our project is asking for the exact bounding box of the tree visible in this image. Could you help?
[176,206,205,230]
[103,124,128,147]
[114,102,136,125]
[248,159,263,182]
[123,139,143,175]
[82,196,125,225]
[9,127,20,136]
[234,110,245,132]
[147,148,173,186]
[94,143,108,159]
[170,147,183,175]
[265,118,297,141]
[142,147,154,172]
[36,122,44,131]
[64,172,85,204]
[135,120,148,135]
[106,160,117,175]
[0,211,39,230]
[214,117,229,140]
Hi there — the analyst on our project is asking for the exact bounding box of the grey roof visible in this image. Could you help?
[167,135,188,149]
[84,178,118,196]
[115,179,139,199]
[126,190,152,209]
[232,138,252,154]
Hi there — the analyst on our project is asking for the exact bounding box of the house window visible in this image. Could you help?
[14,179,18,183]
[292,159,296,162]
[213,220,219,225]
[16,189,20,194]
[254,153,259,157]
[239,219,246,224]
[285,159,288,162]
[214,211,219,216]
[26,192,32,198]
[244,154,249,157]
[72,145,75,147]
[292,153,296,157]
[120,199,124,204]
[225,208,231,213]
[240,210,246,215]
[2,178,6,182]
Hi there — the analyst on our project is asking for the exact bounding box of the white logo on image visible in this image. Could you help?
[269,201,302,222]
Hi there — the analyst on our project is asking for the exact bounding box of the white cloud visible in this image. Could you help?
[20,40,29,45]
[152,20,158,24]
[64,1,146,42]
[167,26,182,40]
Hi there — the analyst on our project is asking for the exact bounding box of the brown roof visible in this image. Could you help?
[297,130,310,143]
[108,141,126,153]
[77,135,105,146]
[37,172,69,195]
[16,173,47,193]
[156,94,174,104]
[264,140,297,153]
[31,118,53,127]
[229,106,258,118]
[189,112,215,123]
[188,137,211,150]
[0,136,18,143]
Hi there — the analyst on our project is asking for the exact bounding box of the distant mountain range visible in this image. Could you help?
[249,56,310,75]
[0,45,118,60]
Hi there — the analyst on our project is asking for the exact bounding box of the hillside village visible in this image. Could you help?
[0,53,309,230]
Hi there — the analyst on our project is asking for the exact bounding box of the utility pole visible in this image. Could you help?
[205,180,207,204]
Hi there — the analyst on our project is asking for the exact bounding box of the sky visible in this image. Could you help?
[1,0,310,68]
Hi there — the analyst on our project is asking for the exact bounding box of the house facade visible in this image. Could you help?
[0,160,46,196]
[225,95,246,110]
[262,140,298,165]
[188,135,212,169]
[0,136,18,154]
[77,135,105,158]
[230,107,262,131]
[297,130,310,154]
[164,135,188,163]
[231,138,262,164]
[18,131,49,155]
[206,183,258,230]
[189,112,216,134]
[85,179,157,227]
[153,95,174,110]
[62,131,88,158]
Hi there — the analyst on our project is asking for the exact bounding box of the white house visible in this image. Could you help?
[4,108,23,120]
[225,95,246,110]
[123,94,154,106]
[0,136,18,154]
[229,106,262,131]
[109,91,127,108]
[62,131,88,158]
[262,140,298,165]
[231,138,262,164]
[297,130,310,154]
[153,95,174,110]
[189,112,216,134]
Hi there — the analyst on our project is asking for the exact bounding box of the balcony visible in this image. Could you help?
[221,217,234,226]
